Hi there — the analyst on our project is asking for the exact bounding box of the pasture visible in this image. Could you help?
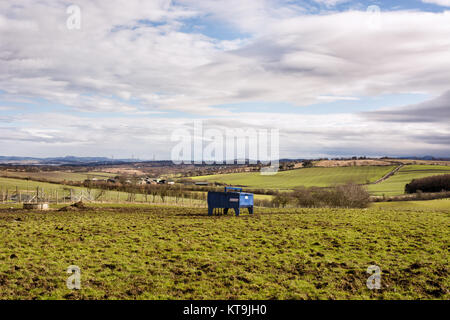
[0,204,448,300]
[192,166,395,190]
[0,177,206,207]
[367,165,450,196]
[372,198,450,210]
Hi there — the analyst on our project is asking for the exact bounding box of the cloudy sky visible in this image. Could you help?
[1,0,450,159]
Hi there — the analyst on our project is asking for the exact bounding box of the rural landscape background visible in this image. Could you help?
[1,0,449,301]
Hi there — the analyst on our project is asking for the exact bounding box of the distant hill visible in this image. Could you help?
[395,156,450,161]
[0,155,139,165]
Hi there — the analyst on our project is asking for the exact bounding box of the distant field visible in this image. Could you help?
[0,171,116,183]
[0,176,84,193]
[368,165,450,196]
[0,205,448,299]
[192,166,396,190]
[314,159,450,167]
[372,198,450,210]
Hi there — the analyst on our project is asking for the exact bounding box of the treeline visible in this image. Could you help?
[372,191,450,202]
[405,174,450,194]
[259,183,370,209]
[73,180,207,202]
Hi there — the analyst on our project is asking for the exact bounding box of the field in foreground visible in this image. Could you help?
[0,204,448,300]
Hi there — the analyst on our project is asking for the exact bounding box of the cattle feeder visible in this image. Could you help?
[207,187,254,216]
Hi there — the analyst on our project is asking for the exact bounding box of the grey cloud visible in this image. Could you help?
[1,110,450,158]
[363,91,450,123]
[411,133,450,145]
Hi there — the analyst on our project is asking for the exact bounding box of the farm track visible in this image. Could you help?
[372,164,404,184]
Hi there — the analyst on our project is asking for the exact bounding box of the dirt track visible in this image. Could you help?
[372,164,404,184]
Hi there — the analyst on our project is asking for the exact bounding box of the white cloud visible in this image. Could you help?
[422,0,450,7]
[1,1,450,157]
[1,2,450,115]
[2,105,449,158]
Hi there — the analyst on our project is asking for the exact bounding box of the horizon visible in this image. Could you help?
[1,154,449,162]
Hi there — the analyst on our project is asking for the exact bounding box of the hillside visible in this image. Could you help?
[368,165,450,196]
[0,204,448,299]
[192,166,396,190]
[0,170,115,183]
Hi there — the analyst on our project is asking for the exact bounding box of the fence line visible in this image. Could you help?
[0,185,208,208]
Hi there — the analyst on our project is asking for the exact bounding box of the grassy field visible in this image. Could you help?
[192,166,395,190]
[0,177,205,206]
[0,176,84,193]
[367,165,450,196]
[0,204,448,300]
[372,199,450,210]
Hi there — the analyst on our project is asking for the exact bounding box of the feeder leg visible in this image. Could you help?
[208,207,213,216]
[248,207,253,214]
[224,208,229,215]
[234,207,240,216]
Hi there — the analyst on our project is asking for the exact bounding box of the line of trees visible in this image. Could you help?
[71,180,208,203]
[405,174,450,194]
[261,183,371,208]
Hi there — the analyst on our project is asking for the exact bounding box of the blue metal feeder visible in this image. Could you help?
[207,187,254,216]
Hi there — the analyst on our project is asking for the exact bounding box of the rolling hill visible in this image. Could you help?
[192,166,396,190]
[367,165,450,196]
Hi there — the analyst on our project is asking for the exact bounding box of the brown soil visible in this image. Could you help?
[58,201,88,211]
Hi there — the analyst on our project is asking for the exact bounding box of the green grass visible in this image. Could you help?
[368,165,450,196]
[192,166,395,190]
[372,198,450,210]
[0,177,205,206]
[0,176,85,194]
[0,205,448,299]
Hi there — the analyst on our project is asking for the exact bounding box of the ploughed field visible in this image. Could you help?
[0,204,448,299]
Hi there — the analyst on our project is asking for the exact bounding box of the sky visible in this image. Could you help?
[0,0,450,160]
